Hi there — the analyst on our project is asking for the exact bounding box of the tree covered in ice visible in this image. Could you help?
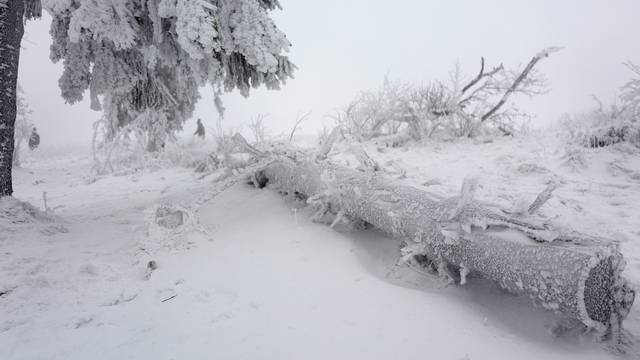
[43,0,295,151]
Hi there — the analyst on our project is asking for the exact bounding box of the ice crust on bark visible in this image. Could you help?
[256,157,635,337]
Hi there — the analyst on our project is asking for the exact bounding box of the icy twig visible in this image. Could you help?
[459,264,470,285]
[528,182,559,215]
[232,133,264,157]
[329,210,345,229]
[316,126,341,160]
[289,111,310,142]
[161,294,177,303]
[448,177,478,220]
[481,47,562,122]
[350,146,380,172]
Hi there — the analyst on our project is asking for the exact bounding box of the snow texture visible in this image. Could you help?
[2,134,640,358]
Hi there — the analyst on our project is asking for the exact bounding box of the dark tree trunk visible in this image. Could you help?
[0,0,25,197]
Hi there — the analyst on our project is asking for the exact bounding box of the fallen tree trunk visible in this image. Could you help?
[254,157,635,338]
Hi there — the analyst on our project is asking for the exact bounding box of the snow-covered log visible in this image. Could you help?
[255,157,635,338]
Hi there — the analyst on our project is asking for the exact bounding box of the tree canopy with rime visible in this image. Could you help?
[43,0,295,148]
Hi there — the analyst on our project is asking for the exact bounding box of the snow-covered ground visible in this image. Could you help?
[2,134,640,359]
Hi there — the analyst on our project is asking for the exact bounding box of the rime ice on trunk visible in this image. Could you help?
[256,158,635,338]
[0,0,25,197]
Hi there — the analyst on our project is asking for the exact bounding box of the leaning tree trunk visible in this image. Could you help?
[255,157,635,338]
[0,0,25,197]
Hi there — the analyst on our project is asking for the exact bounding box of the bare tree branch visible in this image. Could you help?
[316,126,341,160]
[461,57,485,94]
[289,111,311,142]
[460,58,497,95]
[528,182,559,215]
[481,47,562,122]
[248,113,269,143]
[232,133,264,157]
[461,57,505,96]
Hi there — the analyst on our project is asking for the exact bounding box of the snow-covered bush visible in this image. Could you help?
[0,196,49,225]
[561,108,640,149]
[336,49,556,144]
[89,114,254,177]
[561,63,640,149]
[332,77,408,141]
[621,62,640,118]
[90,116,217,176]
[0,196,66,238]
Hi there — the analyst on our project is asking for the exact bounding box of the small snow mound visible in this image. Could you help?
[517,163,550,175]
[155,206,186,229]
[0,197,65,238]
[0,197,52,225]
[560,147,588,171]
[142,203,208,252]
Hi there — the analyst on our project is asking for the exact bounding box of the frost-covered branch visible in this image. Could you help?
[248,114,269,144]
[289,111,310,142]
[481,47,561,122]
[460,57,504,95]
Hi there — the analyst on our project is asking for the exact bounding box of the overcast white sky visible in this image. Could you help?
[19,0,640,146]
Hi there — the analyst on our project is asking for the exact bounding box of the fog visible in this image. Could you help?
[19,0,640,146]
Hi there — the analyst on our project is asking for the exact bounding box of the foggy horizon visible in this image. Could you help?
[19,0,640,146]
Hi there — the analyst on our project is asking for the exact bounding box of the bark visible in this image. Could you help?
[256,157,635,337]
[0,0,25,197]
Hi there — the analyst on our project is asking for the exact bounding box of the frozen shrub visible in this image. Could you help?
[333,77,409,141]
[561,105,640,149]
[90,116,222,176]
[562,62,640,149]
[561,147,588,171]
[336,49,556,143]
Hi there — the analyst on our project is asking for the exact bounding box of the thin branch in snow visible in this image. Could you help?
[459,264,470,285]
[349,146,380,172]
[461,57,504,95]
[528,182,559,215]
[161,294,177,303]
[289,111,311,142]
[448,177,479,220]
[232,133,264,157]
[330,210,345,229]
[481,47,562,122]
[316,126,341,160]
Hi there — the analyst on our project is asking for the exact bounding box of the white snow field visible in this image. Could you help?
[2,134,640,360]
